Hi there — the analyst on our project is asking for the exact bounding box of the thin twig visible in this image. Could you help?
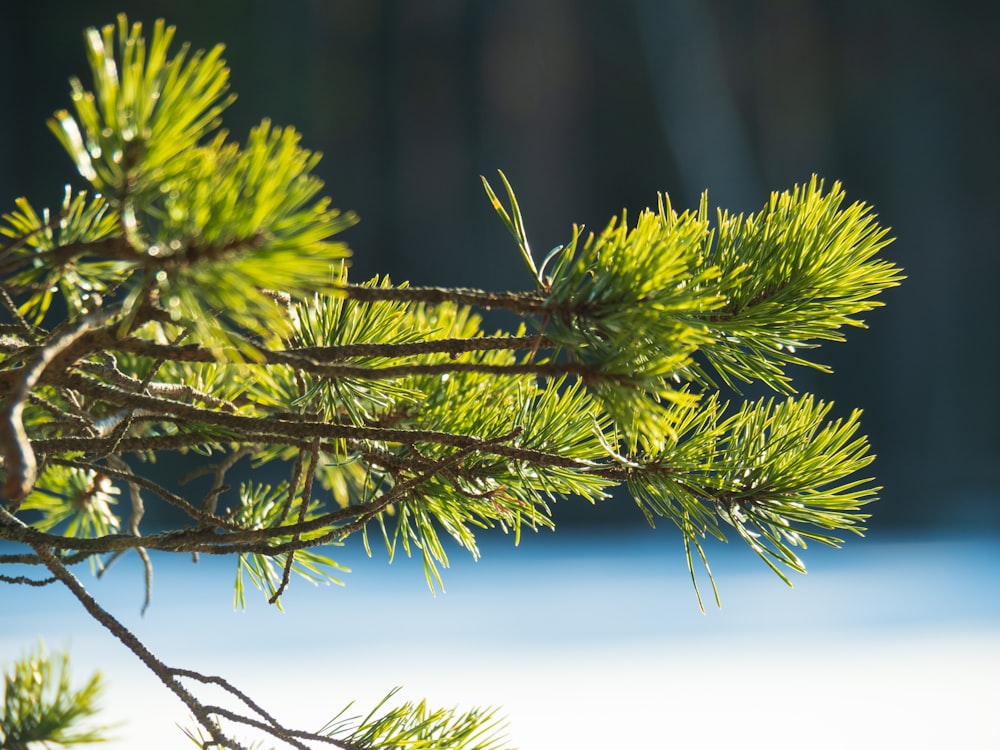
[0,508,245,749]
[198,706,347,749]
[0,573,58,586]
[27,392,96,433]
[0,281,35,339]
[0,548,96,566]
[105,455,154,614]
[274,447,308,528]
[184,446,254,517]
[52,456,243,529]
[100,339,175,459]
[172,670,361,749]
[269,439,320,604]
[76,360,240,412]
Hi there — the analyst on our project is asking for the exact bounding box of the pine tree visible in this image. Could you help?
[0,16,902,749]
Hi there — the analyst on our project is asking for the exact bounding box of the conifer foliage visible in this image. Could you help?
[0,16,902,749]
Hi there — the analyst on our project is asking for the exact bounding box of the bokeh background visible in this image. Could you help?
[2,4,999,748]
[2,0,996,530]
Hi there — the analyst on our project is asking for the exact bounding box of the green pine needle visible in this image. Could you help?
[1,645,114,747]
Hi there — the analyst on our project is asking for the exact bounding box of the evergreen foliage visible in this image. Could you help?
[0,15,902,749]
[0,645,111,748]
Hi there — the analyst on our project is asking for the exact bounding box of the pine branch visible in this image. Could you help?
[0,14,901,748]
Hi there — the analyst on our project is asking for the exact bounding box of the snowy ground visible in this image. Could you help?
[3,530,998,749]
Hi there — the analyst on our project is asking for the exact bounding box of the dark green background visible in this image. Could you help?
[2,1,996,530]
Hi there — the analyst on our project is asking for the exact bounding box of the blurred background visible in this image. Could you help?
[1,0,996,529]
[1,3,998,748]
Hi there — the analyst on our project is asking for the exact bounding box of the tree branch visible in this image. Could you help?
[70,328,561,371]
[0,507,245,749]
[2,311,113,506]
[336,283,550,315]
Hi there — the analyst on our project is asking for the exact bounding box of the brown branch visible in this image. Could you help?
[2,311,112,506]
[32,431,244,456]
[291,334,556,360]
[197,706,353,750]
[172,670,292,736]
[0,548,96,566]
[0,573,58,586]
[270,359,599,382]
[336,283,550,316]
[52,456,243,529]
[76,360,241,412]
[0,427,560,558]
[2,426,635,559]
[173,669,364,749]
[48,372,609,472]
[201,705,361,749]
[26,391,97,433]
[67,316,642,390]
[0,236,136,276]
[77,328,559,367]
